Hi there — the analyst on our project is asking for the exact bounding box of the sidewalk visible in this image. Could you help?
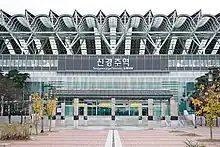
[0,127,219,147]
[118,127,220,147]
[8,129,109,147]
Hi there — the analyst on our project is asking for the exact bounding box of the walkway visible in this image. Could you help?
[118,127,220,147]
[1,127,220,147]
[9,129,108,147]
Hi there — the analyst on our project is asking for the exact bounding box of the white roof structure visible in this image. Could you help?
[0,10,220,55]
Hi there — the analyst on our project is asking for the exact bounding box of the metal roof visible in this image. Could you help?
[55,89,173,99]
[0,10,220,55]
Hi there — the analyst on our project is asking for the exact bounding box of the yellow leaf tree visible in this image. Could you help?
[193,81,220,140]
[46,95,58,132]
[32,93,43,135]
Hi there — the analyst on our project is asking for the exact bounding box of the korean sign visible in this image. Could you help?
[93,57,134,71]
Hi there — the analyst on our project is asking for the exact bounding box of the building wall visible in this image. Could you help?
[0,54,219,102]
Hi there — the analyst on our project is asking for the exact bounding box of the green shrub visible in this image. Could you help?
[0,123,31,140]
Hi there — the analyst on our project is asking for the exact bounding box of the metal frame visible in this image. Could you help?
[0,10,220,55]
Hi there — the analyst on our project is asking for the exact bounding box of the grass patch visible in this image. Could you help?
[178,133,201,137]
[169,130,186,133]
[197,139,220,142]
[0,123,31,140]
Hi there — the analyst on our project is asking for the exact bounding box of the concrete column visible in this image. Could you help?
[138,104,142,120]
[84,104,88,126]
[148,99,154,128]
[170,97,178,128]
[128,100,130,116]
[161,102,166,127]
[148,99,153,120]
[73,98,79,128]
[61,102,65,120]
[138,104,142,125]
[95,100,98,115]
[111,98,115,120]
[161,102,166,119]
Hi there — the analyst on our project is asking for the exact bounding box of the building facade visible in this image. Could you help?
[0,10,220,118]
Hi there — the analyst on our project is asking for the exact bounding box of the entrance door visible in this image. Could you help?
[97,107,111,115]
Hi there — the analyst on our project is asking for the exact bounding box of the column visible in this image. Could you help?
[61,102,65,120]
[84,104,88,126]
[161,101,167,127]
[73,98,79,128]
[95,100,98,115]
[148,99,153,120]
[161,102,166,119]
[148,99,154,128]
[111,98,115,120]
[128,100,130,116]
[138,103,142,125]
[170,97,178,128]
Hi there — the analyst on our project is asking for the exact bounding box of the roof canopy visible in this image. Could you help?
[0,10,220,55]
[56,89,173,99]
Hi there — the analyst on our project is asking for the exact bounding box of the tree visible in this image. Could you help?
[192,82,220,140]
[189,68,220,110]
[31,93,43,135]
[45,93,58,132]
[6,69,30,90]
[4,69,30,123]
[0,76,20,122]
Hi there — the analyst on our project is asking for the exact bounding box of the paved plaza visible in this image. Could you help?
[0,127,220,147]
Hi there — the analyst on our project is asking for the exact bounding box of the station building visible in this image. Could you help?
[0,10,220,121]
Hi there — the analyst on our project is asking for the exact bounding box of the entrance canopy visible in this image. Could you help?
[56,89,173,100]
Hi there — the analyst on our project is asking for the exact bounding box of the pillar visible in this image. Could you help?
[111,98,115,120]
[128,100,130,116]
[138,104,142,119]
[170,97,178,128]
[161,101,167,127]
[148,99,153,120]
[61,102,65,120]
[161,102,166,120]
[84,104,88,126]
[138,103,142,125]
[95,100,98,115]
[148,99,154,128]
[73,98,79,128]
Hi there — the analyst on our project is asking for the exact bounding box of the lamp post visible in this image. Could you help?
[208,68,217,127]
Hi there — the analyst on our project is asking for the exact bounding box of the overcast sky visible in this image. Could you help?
[1,0,219,15]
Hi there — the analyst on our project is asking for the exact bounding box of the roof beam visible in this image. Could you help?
[197,39,207,54]
[125,28,132,55]
[64,38,73,55]
[139,39,146,55]
[49,37,58,55]
[94,28,101,55]
[168,36,178,55]
[183,37,193,54]
[4,39,15,54]
[80,39,87,55]
[211,39,220,54]
[34,38,43,54]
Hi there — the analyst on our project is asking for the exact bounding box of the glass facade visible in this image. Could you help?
[0,54,219,115]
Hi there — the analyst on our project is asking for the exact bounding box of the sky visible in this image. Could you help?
[0,0,220,16]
